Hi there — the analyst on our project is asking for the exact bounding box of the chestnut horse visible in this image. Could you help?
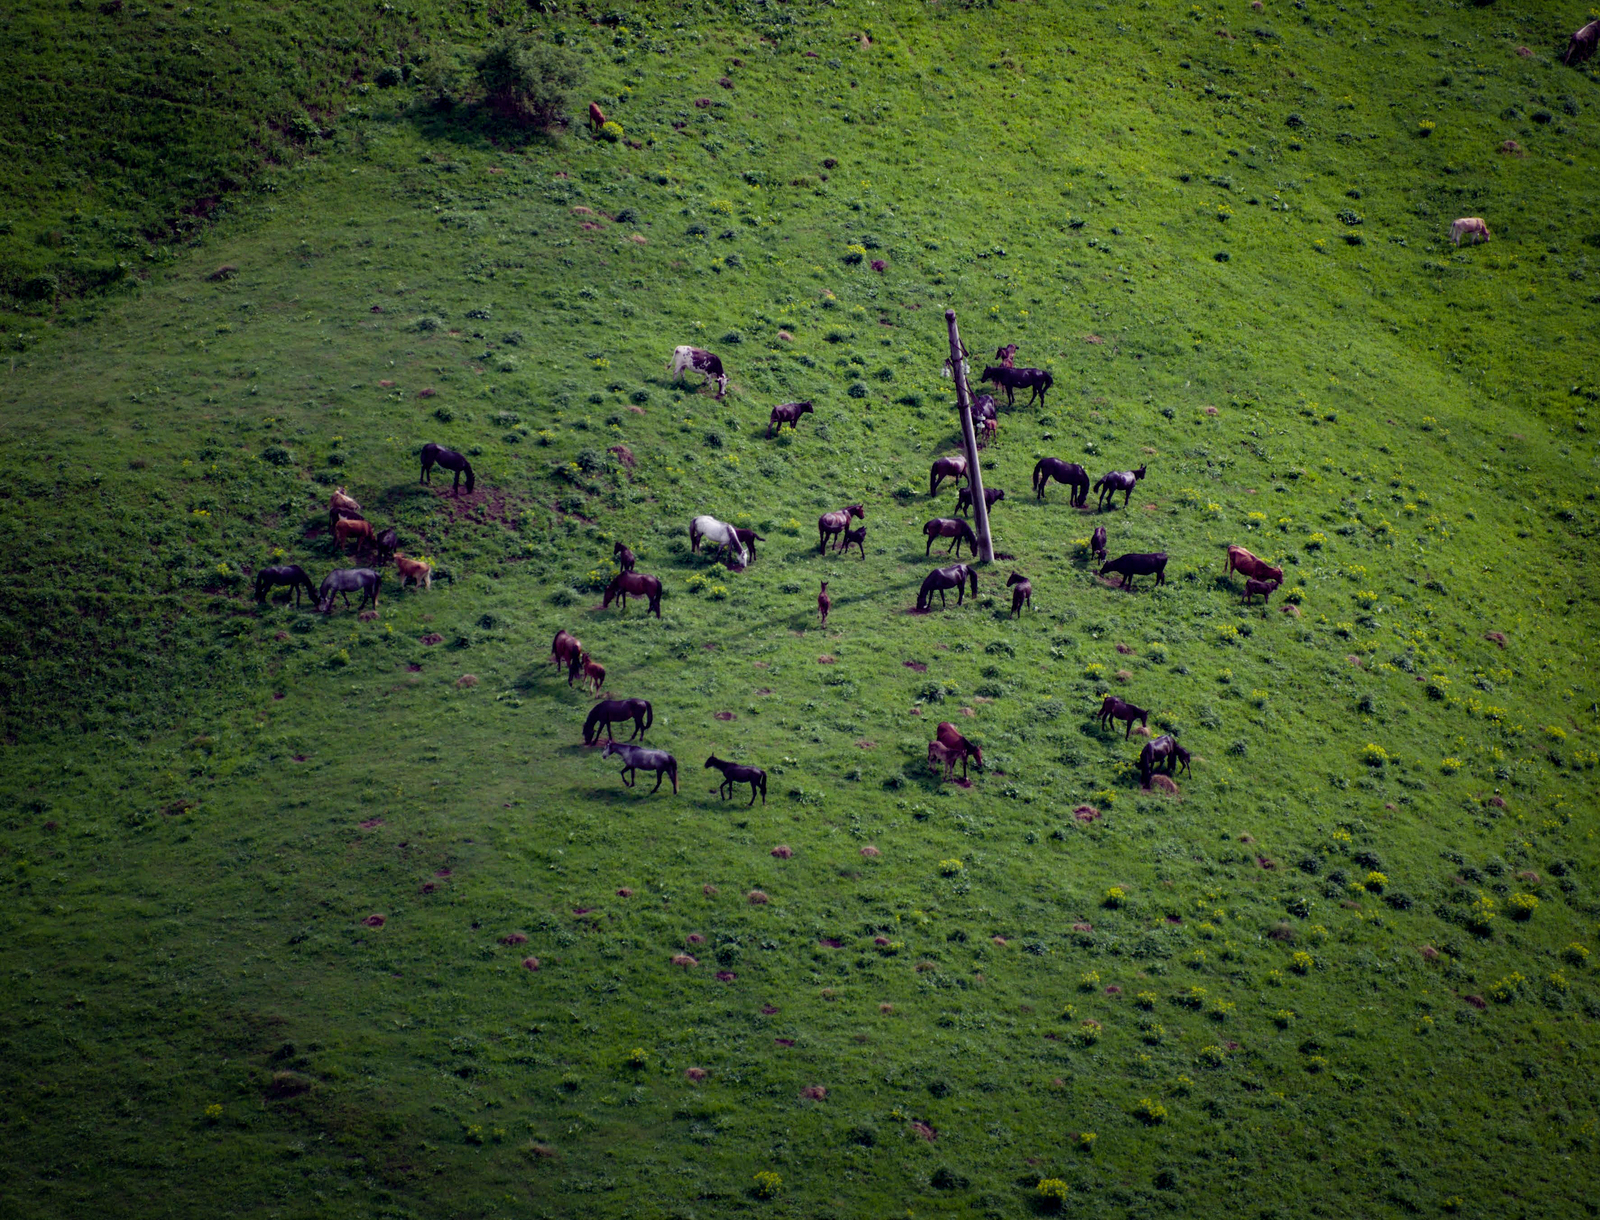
[929,455,969,496]
[935,721,983,777]
[603,572,663,617]
[818,504,865,552]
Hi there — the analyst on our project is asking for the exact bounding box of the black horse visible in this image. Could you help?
[420,442,475,496]
[374,528,399,565]
[1099,552,1168,591]
[1093,465,1146,510]
[1139,734,1191,788]
[924,518,978,557]
[979,365,1053,408]
[1033,458,1090,505]
[583,698,653,745]
[317,568,380,613]
[917,563,978,610]
[732,526,766,562]
[254,564,317,607]
[706,755,768,806]
[955,486,1004,517]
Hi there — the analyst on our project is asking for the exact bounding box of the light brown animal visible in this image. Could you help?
[1450,217,1490,247]
[580,654,606,694]
[817,581,831,627]
[394,553,432,590]
[934,721,983,777]
[334,516,375,551]
[549,629,584,685]
[927,739,960,781]
[1224,544,1283,584]
[978,415,998,448]
[328,487,363,531]
[588,101,607,130]
[1243,577,1280,605]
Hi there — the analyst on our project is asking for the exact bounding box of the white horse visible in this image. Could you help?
[689,515,747,568]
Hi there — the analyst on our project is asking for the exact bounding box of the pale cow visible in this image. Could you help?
[1450,218,1490,247]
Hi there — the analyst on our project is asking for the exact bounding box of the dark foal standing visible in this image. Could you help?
[767,400,814,438]
[705,755,768,805]
[583,698,652,745]
[613,541,636,572]
[917,564,978,610]
[1099,551,1168,591]
[420,442,475,496]
[955,486,1003,517]
[1139,734,1191,788]
[818,505,865,552]
[836,525,867,559]
[1033,458,1091,505]
[1093,464,1146,510]
[1091,527,1108,561]
[1006,571,1033,617]
[732,526,765,562]
[924,517,979,557]
[979,365,1053,408]
[255,565,317,607]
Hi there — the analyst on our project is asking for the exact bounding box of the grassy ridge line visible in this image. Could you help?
[0,1,1597,1216]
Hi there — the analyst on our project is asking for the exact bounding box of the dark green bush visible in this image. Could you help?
[475,37,578,127]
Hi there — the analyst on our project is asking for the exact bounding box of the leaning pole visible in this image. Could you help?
[944,309,994,564]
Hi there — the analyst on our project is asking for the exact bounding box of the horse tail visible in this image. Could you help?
[464,462,475,494]
[929,469,937,496]
[642,702,653,731]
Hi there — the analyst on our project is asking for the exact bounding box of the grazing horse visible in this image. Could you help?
[1450,217,1491,247]
[994,343,1019,367]
[588,101,607,130]
[1033,458,1090,505]
[1006,571,1033,618]
[583,698,652,744]
[767,400,814,438]
[689,515,747,568]
[818,504,865,552]
[706,755,768,806]
[929,455,969,496]
[603,572,664,618]
[420,443,475,496]
[395,554,432,591]
[1093,465,1146,510]
[317,568,379,614]
[579,655,606,694]
[1223,545,1283,584]
[924,517,979,557]
[1091,527,1108,561]
[935,721,983,777]
[374,528,399,565]
[818,581,831,627]
[334,516,375,552]
[927,739,961,780]
[955,485,1003,517]
[328,488,362,532]
[1243,577,1280,605]
[255,564,317,607]
[1139,734,1190,788]
[1099,552,1168,591]
[613,541,636,572]
[602,740,677,794]
[1096,695,1149,739]
[837,525,867,559]
[550,630,585,683]
[979,365,1053,408]
[1566,18,1600,65]
[917,563,978,610]
[667,345,727,398]
[732,526,765,562]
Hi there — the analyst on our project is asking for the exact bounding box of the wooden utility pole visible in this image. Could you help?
[945,308,994,564]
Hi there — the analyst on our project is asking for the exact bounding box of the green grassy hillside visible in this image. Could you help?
[2,2,1599,1217]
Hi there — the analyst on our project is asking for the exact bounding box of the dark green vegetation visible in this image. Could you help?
[3,1,1600,1216]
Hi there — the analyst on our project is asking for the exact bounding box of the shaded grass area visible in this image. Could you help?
[1,1,1599,1216]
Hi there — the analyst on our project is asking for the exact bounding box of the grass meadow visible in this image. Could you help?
[1,0,1599,1216]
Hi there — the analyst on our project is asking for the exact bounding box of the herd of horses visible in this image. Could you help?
[549,338,1297,798]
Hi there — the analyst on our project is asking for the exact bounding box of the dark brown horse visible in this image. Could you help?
[924,517,978,557]
[550,629,585,684]
[613,541,636,572]
[1091,527,1107,561]
[1006,571,1033,617]
[1096,695,1148,739]
[818,504,865,552]
[917,564,977,610]
[1139,734,1190,788]
[955,486,1003,517]
[836,525,867,559]
[1033,458,1090,505]
[706,755,768,805]
[583,698,652,744]
[767,400,814,438]
[603,572,663,617]
[1099,551,1167,591]
[420,442,475,496]
[929,455,969,496]
[255,564,317,607]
